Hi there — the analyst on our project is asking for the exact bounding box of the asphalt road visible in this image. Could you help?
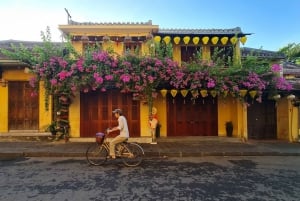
[0,156,300,201]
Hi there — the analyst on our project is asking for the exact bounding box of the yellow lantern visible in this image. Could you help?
[154,36,161,43]
[230,37,238,45]
[183,36,190,45]
[180,89,188,104]
[239,89,248,97]
[200,89,208,98]
[173,36,181,45]
[163,36,171,44]
[170,89,178,97]
[222,90,229,98]
[210,90,217,98]
[211,36,219,45]
[249,90,257,99]
[192,37,200,45]
[180,89,188,97]
[202,36,209,45]
[221,37,228,45]
[170,89,178,104]
[160,89,167,98]
[240,36,247,45]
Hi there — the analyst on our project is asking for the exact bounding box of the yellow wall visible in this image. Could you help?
[0,82,8,132]
[0,69,53,132]
[69,93,81,137]
[217,95,245,137]
[38,82,52,132]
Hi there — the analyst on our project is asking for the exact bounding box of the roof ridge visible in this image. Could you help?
[69,19,153,25]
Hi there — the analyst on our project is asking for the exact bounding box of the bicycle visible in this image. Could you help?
[86,130,144,167]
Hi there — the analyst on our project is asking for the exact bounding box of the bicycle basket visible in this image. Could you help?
[96,132,105,144]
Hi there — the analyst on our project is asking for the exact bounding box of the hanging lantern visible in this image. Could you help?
[249,90,257,99]
[102,35,110,42]
[200,89,208,98]
[183,36,190,45]
[180,89,188,97]
[239,89,248,98]
[170,89,178,97]
[211,36,219,45]
[230,37,238,45]
[173,36,181,45]
[160,89,167,98]
[163,36,171,44]
[221,37,228,45]
[202,36,209,45]
[191,89,199,104]
[240,36,247,45]
[192,37,200,45]
[180,89,188,104]
[170,89,178,104]
[222,90,229,98]
[210,90,217,98]
[154,36,161,43]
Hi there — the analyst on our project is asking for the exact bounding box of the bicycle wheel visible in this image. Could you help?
[121,142,144,167]
[86,143,108,166]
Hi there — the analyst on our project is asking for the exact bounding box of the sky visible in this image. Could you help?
[0,0,299,51]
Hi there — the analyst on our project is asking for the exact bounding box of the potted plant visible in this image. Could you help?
[45,121,57,135]
[225,121,233,137]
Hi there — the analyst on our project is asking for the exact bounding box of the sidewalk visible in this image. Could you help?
[0,135,300,158]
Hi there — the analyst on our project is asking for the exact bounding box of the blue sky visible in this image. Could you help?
[0,0,299,51]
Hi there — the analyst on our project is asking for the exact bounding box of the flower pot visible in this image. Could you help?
[225,121,233,137]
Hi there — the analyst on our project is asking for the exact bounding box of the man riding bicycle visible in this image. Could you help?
[107,109,129,159]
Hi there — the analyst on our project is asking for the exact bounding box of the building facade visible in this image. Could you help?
[0,20,298,142]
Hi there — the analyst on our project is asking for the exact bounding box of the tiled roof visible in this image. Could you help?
[68,19,153,26]
[0,40,62,59]
[241,47,285,59]
[157,27,246,35]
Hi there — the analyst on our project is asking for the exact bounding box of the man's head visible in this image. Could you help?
[112,109,123,116]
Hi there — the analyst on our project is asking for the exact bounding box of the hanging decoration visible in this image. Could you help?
[200,89,208,98]
[191,89,199,104]
[192,37,200,45]
[170,89,178,103]
[239,89,248,98]
[160,89,167,98]
[210,90,217,104]
[163,36,171,44]
[222,90,229,98]
[202,36,209,45]
[173,36,181,45]
[249,90,257,99]
[210,90,217,98]
[240,36,247,45]
[211,36,219,45]
[221,37,228,45]
[103,35,110,42]
[249,90,257,103]
[154,36,161,43]
[183,36,190,45]
[180,89,188,104]
[230,36,238,45]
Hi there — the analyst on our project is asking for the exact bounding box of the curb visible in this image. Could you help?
[1,151,300,159]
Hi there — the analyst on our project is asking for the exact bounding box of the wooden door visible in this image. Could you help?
[8,81,39,130]
[167,93,218,136]
[80,90,140,137]
[247,100,277,139]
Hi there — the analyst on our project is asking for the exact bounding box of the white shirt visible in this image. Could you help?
[117,115,129,138]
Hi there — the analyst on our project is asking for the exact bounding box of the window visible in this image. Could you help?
[210,46,233,67]
[124,42,141,55]
[181,46,202,62]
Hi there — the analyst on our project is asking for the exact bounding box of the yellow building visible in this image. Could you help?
[0,20,298,142]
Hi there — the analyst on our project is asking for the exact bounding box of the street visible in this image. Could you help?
[0,156,300,201]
